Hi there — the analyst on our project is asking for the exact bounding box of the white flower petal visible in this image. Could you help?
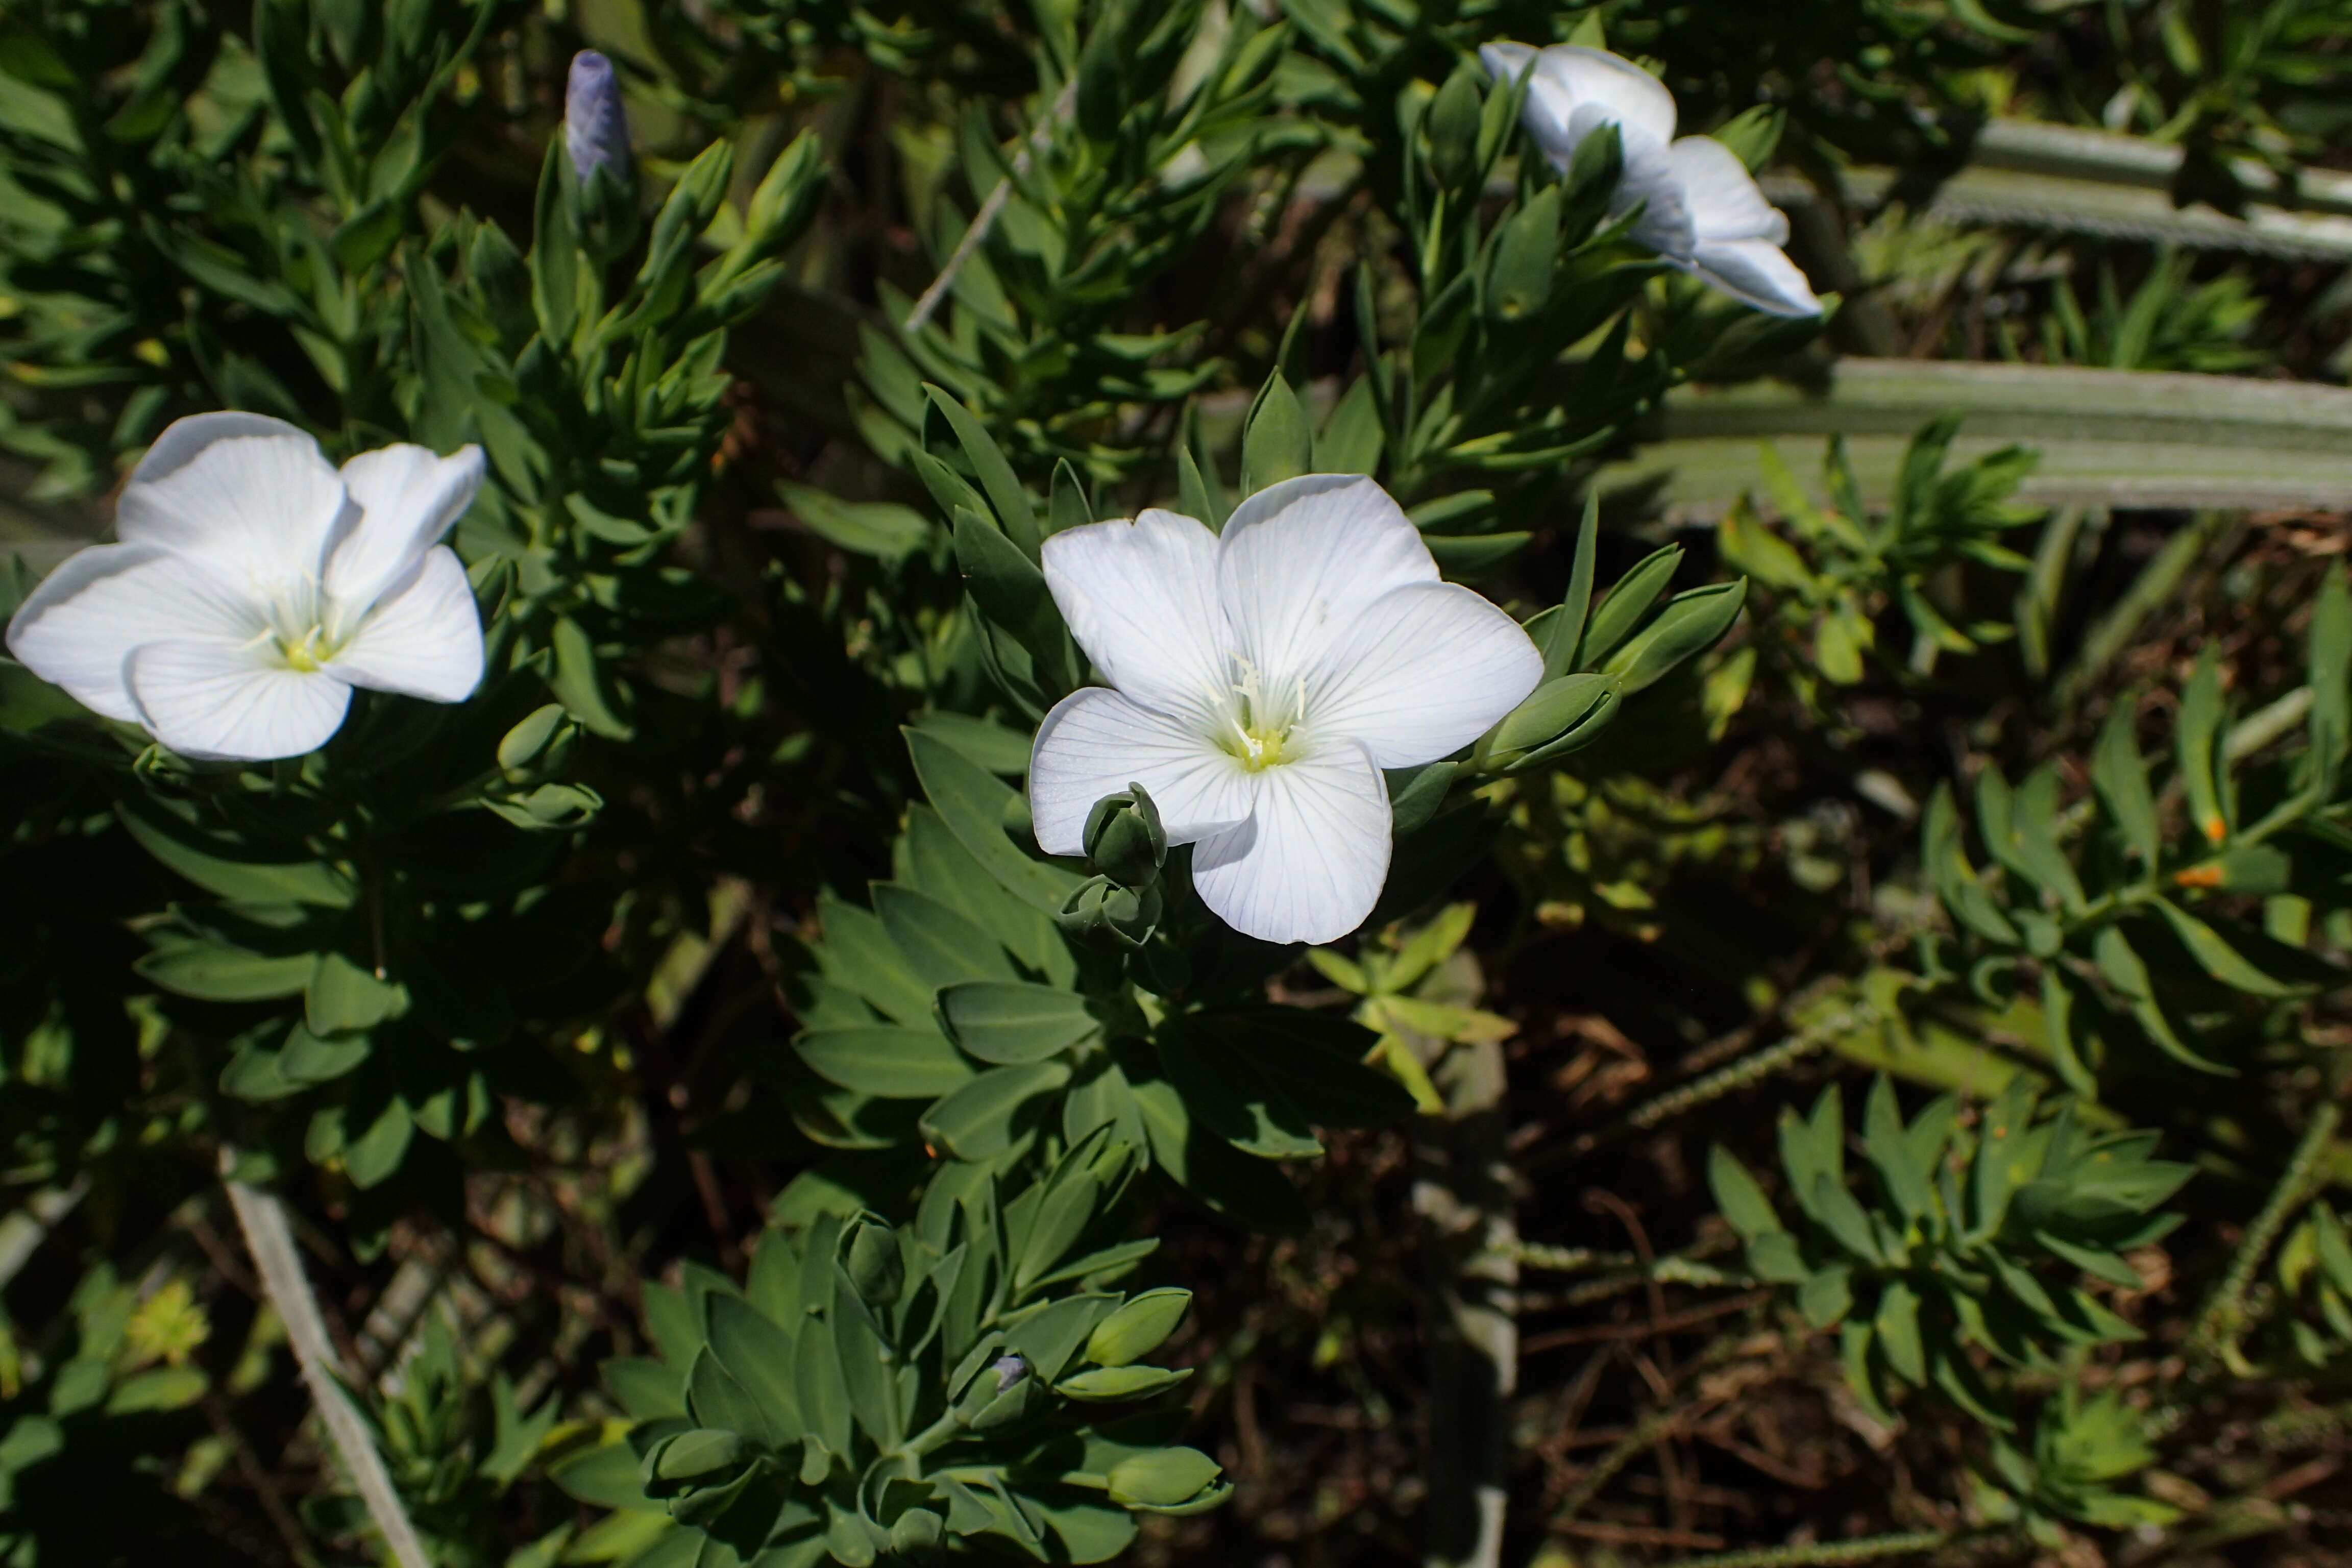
[5,544,263,722]
[1536,44,1677,152]
[1307,581,1544,768]
[128,411,311,488]
[1190,739,1391,946]
[1615,138,1697,260]
[1667,136,1790,245]
[1028,686,1255,855]
[327,443,486,611]
[1040,508,1231,721]
[116,420,350,593]
[330,547,484,702]
[128,638,352,762]
[1217,474,1438,695]
[1690,237,1823,318]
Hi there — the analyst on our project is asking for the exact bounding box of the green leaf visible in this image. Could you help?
[2152,898,2309,997]
[2092,703,2160,868]
[136,937,313,1002]
[1598,580,1747,695]
[1577,545,1682,669]
[117,803,354,908]
[549,616,632,740]
[1316,376,1385,476]
[874,883,1017,988]
[921,1061,1072,1160]
[2310,567,2351,783]
[1485,185,1561,321]
[2177,648,2230,847]
[1545,494,1601,679]
[1158,1019,1321,1159]
[1874,1281,1926,1384]
[705,1296,801,1437]
[780,481,931,561]
[1799,1264,1852,1328]
[306,951,402,1035]
[796,1026,976,1097]
[939,982,1100,1064]
[925,385,1040,560]
[905,728,1083,914]
[1862,1075,1932,1222]
[1085,1288,1191,1367]
[1057,1364,1191,1401]
[1241,372,1313,496]
[1708,1146,1782,1241]
[1481,672,1621,764]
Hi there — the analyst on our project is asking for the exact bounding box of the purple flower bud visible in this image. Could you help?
[990,1354,1028,1392]
[564,51,632,186]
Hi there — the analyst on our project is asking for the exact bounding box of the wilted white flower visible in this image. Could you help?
[564,50,632,186]
[7,413,487,763]
[1028,475,1543,945]
[1479,40,1822,319]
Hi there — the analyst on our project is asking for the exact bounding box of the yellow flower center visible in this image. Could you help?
[1216,659,1302,772]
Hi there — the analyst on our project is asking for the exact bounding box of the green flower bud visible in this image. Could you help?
[645,1428,745,1488]
[1085,1287,1192,1367]
[1425,65,1484,190]
[1083,783,1165,889]
[1055,874,1162,950]
[1107,1446,1222,1508]
[845,1220,904,1307]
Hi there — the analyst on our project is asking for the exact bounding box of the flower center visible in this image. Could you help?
[255,576,357,674]
[1214,658,1304,773]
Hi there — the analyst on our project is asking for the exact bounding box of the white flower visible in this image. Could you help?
[1479,40,1823,319]
[1027,475,1543,945]
[6,412,488,763]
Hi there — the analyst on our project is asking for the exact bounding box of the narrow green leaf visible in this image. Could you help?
[925,385,1040,560]
[1576,545,1681,669]
[2177,648,2230,847]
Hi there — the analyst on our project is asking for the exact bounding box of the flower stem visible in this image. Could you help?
[2189,1098,2341,1368]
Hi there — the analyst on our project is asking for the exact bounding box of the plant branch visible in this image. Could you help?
[220,1151,432,1568]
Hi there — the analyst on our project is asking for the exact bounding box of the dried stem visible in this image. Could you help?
[220,1152,432,1568]
[902,80,1079,332]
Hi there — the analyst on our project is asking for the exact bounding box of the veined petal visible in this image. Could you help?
[1191,739,1390,946]
[6,543,263,722]
[330,547,484,703]
[1615,138,1697,260]
[116,418,350,594]
[1536,44,1676,151]
[128,411,311,488]
[1308,581,1543,768]
[128,638,352,762]
[1667,136,1790,245]
[1218,475,1438,697]
[1690,238,1823,318]
[1028,686,1255,854]
[1040,509,1231,721]
[326,443,486,612]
